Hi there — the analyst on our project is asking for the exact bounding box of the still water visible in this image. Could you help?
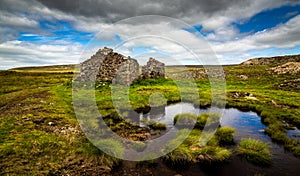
[117,103,300,176]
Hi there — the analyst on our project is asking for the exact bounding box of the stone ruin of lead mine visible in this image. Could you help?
[77,47,165,85]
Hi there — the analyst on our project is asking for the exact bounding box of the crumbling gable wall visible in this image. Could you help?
[142,57,165,79]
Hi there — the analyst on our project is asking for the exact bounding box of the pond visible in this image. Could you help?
[117,102,300,176]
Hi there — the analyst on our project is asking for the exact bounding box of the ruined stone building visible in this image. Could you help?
[77,47,139,85]
[142,57,165,79]
[77,47,165,85]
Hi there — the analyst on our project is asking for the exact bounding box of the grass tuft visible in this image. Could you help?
[215,127,236,145]
[237,138,271,165]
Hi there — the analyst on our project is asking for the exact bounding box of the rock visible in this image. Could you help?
[277,78,300,91]
[233,92,239,98]
[285,125,298,130]
[289,127,298,130]
[238,75,248,80]
[246,96,258,101]
[270,62,300,75]
[48,121,55,126]
[271,100,279,107]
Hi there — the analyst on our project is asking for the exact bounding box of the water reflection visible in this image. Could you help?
[134,102,300,176]
[287,128,300,140]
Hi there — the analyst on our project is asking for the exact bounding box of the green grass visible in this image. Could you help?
[195,146,232,164]
[215,127,236,145]
[162,128,232,166]
[173,113,198,128]
[1,63,300,174]
[148,121,167,130]
[0,71,119,175]
[237,138,272,165]
[173,112,221,129]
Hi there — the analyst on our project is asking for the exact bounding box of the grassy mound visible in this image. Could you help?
[173,113,197,128]
[162,129,232,166]
[195,146,232,164]
[237,138,271,165]
[147,121,167,130]
[173,112,221,129]
[215,127,236,145]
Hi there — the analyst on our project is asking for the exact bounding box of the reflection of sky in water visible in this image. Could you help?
[218,108,268,142]
[139,102,300,175]
[141,102,269,141]
[287,129,300,140]
[140,103,196,127]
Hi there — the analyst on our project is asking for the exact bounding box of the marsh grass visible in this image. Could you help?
[147,121,167,130]
[215,127,236,145]
[173,112,221,130]
[1,63,300,174]
[194,146,232,164]
[237,138,271,165]
[162,128,232,166]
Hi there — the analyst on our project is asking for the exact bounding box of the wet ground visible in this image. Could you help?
[113,103,300,176]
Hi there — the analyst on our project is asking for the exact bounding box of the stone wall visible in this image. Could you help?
[113,57,139,85]
[142,57,165,79]
[77,47,166,85]
[77,47,139,85]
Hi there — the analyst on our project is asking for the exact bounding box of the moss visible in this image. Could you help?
[237,138,271,165]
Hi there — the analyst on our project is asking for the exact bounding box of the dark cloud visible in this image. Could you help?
[35,0,251,22]
[1,0,300,69]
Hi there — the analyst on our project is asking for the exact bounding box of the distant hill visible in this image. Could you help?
[7,54,300,72]
[9,64,76,72]
[240,54,300,66]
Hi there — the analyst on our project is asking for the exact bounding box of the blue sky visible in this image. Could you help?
[0,0,300,69]
[233,4,300,34]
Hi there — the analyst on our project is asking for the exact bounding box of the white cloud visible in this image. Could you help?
[211,15,300,54]
[1,0,300,68]
[0,40,84,69]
